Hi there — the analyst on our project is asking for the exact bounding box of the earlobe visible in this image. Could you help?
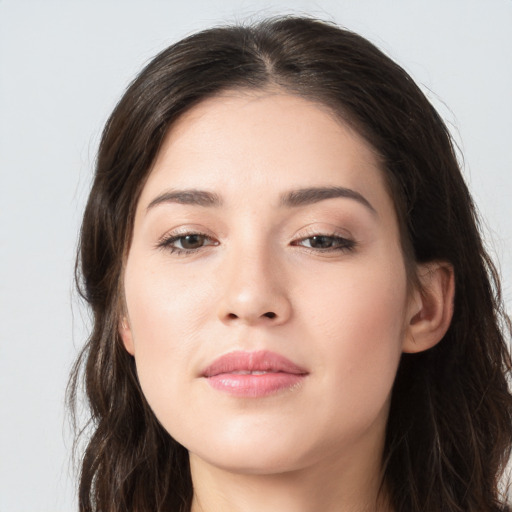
[402,262,455,354]
[119,316,135,355]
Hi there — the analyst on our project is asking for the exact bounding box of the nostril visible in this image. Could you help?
[224,311,277,321]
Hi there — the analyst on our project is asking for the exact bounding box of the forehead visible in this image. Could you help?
[139,91,390,214]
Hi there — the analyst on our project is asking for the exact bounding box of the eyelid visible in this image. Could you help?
[290,226,358,253]
[292,224,354,241]
[155,226,219,255]
[156,224,215,242]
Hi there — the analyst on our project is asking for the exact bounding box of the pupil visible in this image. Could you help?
[311,236,333,248]
[182,234,204,249]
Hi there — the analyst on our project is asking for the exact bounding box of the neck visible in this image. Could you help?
[189,429,392,512]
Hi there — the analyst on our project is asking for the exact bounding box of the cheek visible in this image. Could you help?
[299,254,407,412]
[122,256,213,415]
[125,251,214,339]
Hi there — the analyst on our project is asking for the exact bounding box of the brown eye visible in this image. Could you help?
[157,232,219,255]
[179,234,208,249]
[293,234,356,253]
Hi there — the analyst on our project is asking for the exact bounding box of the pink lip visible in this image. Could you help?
[202,350,308,397]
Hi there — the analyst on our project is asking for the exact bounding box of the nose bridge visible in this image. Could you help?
[216,232,291,325]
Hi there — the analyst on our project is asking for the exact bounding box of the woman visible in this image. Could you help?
[69,16,512,512]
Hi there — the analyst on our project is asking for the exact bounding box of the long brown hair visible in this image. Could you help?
[68,16,512,511]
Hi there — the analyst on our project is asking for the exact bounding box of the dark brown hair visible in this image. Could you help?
[68,16,512,512]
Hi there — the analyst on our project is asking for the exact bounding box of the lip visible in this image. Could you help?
[202,350,308,397]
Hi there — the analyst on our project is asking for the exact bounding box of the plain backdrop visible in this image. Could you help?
[0,1,511,510]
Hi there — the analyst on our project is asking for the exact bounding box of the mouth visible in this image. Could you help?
[202,350,308,397]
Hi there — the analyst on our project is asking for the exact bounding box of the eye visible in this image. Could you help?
[292,234,356,253]
[157,232,218,255]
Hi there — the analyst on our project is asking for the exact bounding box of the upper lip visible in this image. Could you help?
[202,350,308,377]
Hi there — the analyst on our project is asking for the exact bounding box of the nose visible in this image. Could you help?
[216,246,292,327]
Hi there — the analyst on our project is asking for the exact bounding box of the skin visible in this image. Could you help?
[120,91,454,512]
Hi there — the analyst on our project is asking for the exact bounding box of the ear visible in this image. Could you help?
[402,261,455,354]
[119,315,135,356]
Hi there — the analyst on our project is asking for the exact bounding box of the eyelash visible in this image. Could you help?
[291,233,356,254]
[157,230,357,257]
[156,232,218,256]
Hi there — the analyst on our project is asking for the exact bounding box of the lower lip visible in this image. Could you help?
[206,372,306,397]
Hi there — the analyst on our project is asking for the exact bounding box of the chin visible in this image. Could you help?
[183,418,329,476]
[191,443,309,475]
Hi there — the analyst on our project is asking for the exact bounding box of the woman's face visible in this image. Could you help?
[120,91,417,476]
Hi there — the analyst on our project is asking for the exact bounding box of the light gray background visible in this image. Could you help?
[1,1,511,510]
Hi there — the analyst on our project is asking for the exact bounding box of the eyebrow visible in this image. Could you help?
[146,189,223,211]
[279,186,377,215]
[146,186,376,215]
